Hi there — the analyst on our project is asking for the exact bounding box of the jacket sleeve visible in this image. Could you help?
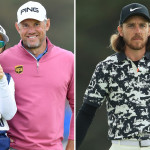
[83,62,109,107]
[0,75,17,120]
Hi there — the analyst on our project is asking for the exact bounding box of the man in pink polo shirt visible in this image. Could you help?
[0,1,74,150]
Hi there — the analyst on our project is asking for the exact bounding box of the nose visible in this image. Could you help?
[135,26,141,33]
[27,26,36,34]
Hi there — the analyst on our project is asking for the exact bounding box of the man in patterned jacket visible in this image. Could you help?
[77,3,150,150]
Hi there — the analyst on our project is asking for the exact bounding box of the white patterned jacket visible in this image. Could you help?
[84,51,150,140]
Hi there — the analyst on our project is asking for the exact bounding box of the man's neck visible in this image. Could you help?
[28,48,46,57]
[125,48,146,61]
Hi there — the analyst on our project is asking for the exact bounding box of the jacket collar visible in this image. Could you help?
[117,51,150,62]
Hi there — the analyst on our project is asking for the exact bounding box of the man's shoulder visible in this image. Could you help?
[104,53,118,62]
[1,45,18,55]
[0,44,19,58]
[0,45,20,66]
[97,53,118,67]
[53,45,74,55]
[47,38,74,58]
[52,45,74,60]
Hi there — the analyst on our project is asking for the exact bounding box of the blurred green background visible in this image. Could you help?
[76,0,150,150]
[0,0,74,52]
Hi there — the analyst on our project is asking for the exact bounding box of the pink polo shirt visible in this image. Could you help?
[0,38,74,150]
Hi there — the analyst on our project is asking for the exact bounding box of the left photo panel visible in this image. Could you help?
[0,0,75,150]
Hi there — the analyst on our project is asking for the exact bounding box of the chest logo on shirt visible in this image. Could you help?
[15,65,23,74]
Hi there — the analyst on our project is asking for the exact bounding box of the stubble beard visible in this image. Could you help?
[126,41,146,51]
[123,36,148,51]
[23,38,41,49]
[23,37,46,50]
[26,42,41,49]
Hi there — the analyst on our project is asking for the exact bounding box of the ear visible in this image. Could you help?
[117,25,123,37]
[148,24,150,36]
[15,22,20,34]
[46,18,50,31]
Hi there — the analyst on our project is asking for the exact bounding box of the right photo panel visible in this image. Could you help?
[76,0,150,150]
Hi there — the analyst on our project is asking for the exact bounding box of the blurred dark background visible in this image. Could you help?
[76,0,150,150]
[0,0,74,52]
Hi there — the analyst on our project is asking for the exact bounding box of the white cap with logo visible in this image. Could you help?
[0,25,9,43]
[17,1,47,24]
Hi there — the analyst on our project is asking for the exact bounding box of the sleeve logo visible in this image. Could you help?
[15,65,23,74]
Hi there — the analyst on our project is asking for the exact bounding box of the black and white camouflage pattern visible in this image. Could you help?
[84,51,150,140]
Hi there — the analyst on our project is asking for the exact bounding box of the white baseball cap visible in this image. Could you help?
[17,1,47,24]
[0,25,9,43]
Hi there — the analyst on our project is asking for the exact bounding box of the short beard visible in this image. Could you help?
[23,37,45,50]
[123,36,147,51]
[26,43,41,49]
[126,42,145,51]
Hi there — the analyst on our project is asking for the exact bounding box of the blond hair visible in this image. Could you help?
[110,26,150,52]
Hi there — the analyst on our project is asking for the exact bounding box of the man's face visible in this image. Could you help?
[16,19,50,50]
[118,16,150,51]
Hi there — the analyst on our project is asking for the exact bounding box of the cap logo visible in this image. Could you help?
[15,65,23,74]
[21,7,39,15]
[130,7,142,12]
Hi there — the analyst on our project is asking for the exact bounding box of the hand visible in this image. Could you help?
[65,140,74,150]
[9,138,14,150]
[10,138,14,143]
[0,64,4,79]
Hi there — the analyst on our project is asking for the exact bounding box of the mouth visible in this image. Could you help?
[132,35,143,41]
[27,35,38,39]
[132,38,142,41]
[132,37,143,41]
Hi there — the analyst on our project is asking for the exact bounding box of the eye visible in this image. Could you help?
[35,22,40,26]
[127,24,134,28]
[140,24,146,28]
[22,23,29,28]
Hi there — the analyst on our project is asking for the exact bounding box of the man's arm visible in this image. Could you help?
[0,64,4,79]
[66,139,74,150]
[76,103,97,150]
[0,65,17,120]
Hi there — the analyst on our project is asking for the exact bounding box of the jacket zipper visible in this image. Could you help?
[37,61,39,70]
[22,46,40,71]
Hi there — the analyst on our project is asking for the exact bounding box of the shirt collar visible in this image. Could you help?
[145,51,150,60]
[36,47,48,61]
[117,51,150,62]
[21,41,48,61]
[117,52,127,62]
